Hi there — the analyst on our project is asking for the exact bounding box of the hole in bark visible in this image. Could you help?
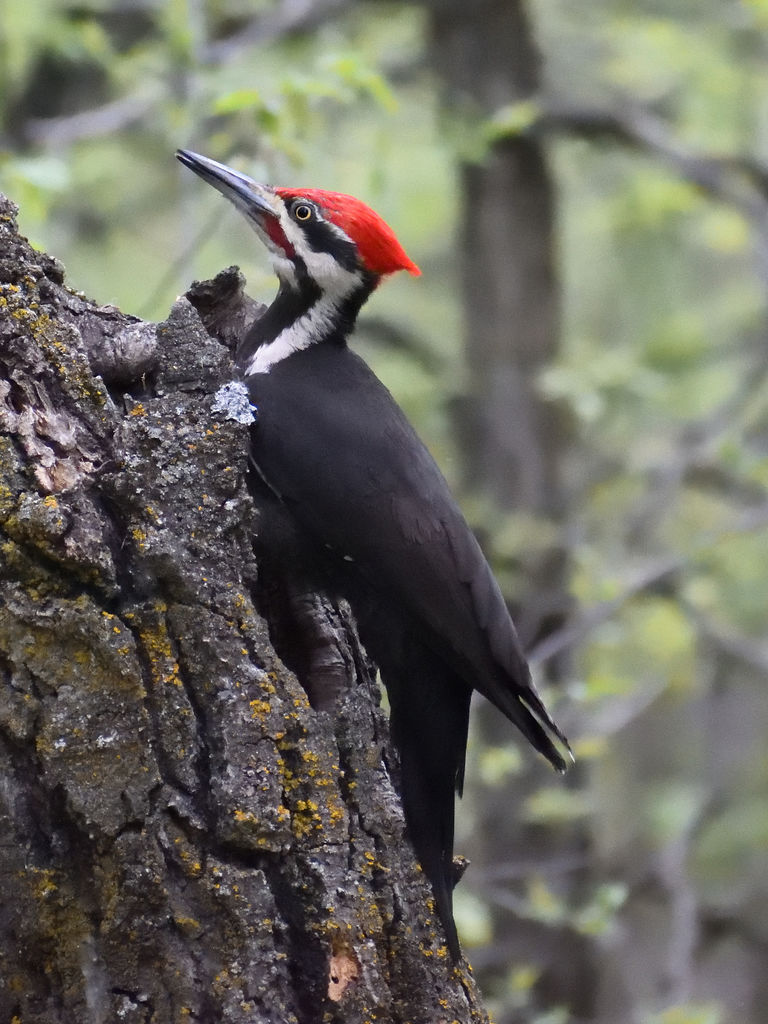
[327,941,360,1002]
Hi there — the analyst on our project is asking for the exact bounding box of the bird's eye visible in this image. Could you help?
[292,202,314,222]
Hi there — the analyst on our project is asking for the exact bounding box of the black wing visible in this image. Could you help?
[247,343,569,770]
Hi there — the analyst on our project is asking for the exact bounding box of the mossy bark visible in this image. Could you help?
[0,194,488,1024]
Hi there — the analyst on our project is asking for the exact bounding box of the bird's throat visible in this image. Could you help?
[236,273,375,375]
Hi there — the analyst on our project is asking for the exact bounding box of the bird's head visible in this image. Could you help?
[176,149,420,296]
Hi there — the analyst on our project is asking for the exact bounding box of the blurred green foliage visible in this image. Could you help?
[2,1,767,1022]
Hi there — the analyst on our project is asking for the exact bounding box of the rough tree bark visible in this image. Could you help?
[0,194,489,1024]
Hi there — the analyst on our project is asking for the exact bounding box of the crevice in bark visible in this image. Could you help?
[130,606,207,803]
[270,866,330,1024]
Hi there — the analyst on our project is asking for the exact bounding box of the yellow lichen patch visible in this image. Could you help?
[27,867,59,898]
[295,799,319,813]
[174,842,203,878]
[300,749,321,775]
[292,803,323,838]
[3,282,106,405]
[135,605,183,689]
[173,915,202,937]
[279,761,299,795]
[233,808,259,825]
[327,794,345,827]
[131,526,148,551]
[355,847,386,878]
[11,307,53,342]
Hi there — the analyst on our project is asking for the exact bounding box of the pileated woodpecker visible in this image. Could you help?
[176,149,571,959]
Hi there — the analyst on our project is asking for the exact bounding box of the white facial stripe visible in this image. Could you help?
[304,251,362,292]
[279,210,312,253]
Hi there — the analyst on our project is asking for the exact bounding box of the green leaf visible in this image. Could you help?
[644,782,708,844]
[523,786,592,825]
[644,1002,723,1024]
[212,88,265,115]
[484,99,541,142]
[573,882,628,937]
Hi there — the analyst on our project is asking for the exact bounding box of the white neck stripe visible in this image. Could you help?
[245,249,365,374]
[244,294,341,374]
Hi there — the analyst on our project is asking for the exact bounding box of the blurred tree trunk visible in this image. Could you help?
[0,194,489,1024]
[418,1,591,1019]
[428,0,568,643]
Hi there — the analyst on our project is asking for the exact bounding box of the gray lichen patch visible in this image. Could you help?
[212,379,258,424]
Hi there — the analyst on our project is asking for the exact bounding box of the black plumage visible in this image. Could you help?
[242,341,568,958]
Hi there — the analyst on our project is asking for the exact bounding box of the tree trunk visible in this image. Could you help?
[428,0,567,643]
[0,193,488,1024]
[424,2,591,1019]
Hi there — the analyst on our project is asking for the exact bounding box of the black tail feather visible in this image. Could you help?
[493,672,572,774]
[385,649,471,961]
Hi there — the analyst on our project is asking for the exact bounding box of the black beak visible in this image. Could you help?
[175,149,279,222]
